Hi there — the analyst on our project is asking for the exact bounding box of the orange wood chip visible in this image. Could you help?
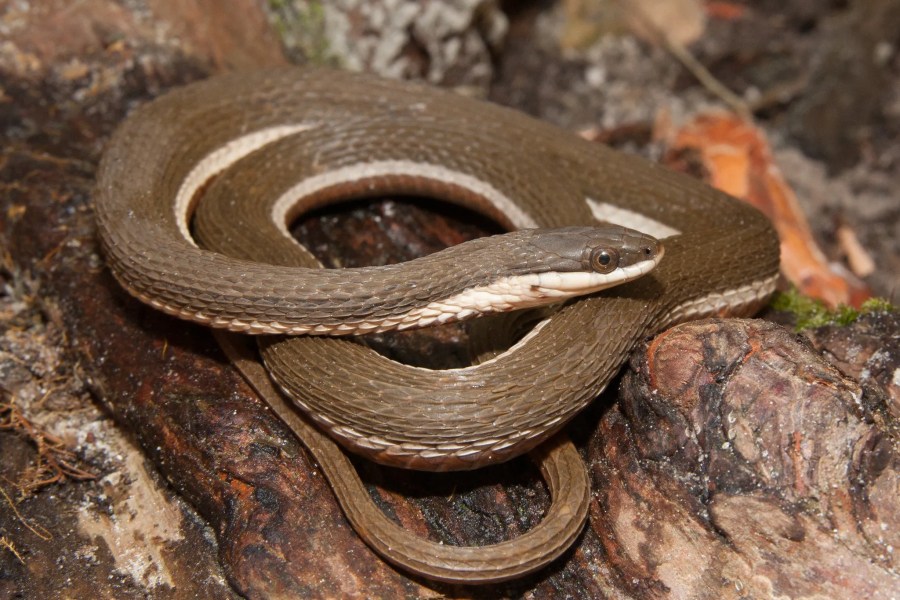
[663,112,870,308]
[704,2,747,21]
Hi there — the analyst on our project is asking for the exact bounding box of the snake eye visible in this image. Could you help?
[589,247,619,274]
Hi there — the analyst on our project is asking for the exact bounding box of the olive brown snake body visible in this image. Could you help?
[95,68,780,583]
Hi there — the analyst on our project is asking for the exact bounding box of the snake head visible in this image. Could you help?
[503,225,663,299]
[525,225,661,274]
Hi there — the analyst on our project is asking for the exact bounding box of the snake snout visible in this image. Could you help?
[618,233,663,269]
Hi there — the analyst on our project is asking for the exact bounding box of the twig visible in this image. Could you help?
[1,535,25,564]
[0,482,51,541]
[621,0,752,120]
[0,396,96,498]
[660,35,752,120]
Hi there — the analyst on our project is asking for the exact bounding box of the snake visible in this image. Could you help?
[94,68,780,584]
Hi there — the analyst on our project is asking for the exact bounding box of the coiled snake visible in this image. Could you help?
[95,68,780,583]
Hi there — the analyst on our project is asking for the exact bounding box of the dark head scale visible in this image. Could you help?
[524,226,661,274]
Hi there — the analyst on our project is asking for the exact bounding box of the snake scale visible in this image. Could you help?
[95,68,780,584]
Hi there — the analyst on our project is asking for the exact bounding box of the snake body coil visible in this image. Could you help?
[95,68,780,583]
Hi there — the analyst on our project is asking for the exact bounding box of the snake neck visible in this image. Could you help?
[101,225,661,335]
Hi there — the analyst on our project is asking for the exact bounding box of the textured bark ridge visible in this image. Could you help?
[591,318,898,598]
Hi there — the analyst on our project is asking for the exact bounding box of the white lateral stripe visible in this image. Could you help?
[663,273,779,324]
[270,161,538,235]
[397,256,660,333]
[585,198,681,239]
[472,317,552,369]
[175,124,315,242]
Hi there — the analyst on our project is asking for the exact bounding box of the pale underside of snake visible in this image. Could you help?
[94,68,780,584]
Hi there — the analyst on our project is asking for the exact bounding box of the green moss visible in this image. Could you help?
[860,297,897,314]
[267,0,338,66]
[771,289,896,331]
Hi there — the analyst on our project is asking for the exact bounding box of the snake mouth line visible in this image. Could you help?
[392,247,664,332]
